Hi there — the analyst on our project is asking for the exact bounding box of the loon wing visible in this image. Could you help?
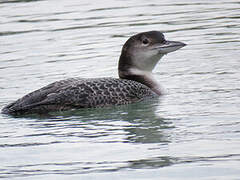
[2,78,87,114]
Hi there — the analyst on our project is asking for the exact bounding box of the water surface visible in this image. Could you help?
[0,0,240,179]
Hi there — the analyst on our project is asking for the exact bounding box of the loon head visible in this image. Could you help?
[118,31,186,95]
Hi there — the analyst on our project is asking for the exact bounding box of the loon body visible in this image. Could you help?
[2,31,185,115]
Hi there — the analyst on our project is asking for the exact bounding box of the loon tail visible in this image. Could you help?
[1,101,47,115]
[1,102,16,115]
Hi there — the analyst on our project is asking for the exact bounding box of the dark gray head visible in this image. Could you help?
[118,31,186,95]
[119,31,186,74]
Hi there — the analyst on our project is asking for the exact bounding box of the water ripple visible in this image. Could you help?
[1,0,240,179]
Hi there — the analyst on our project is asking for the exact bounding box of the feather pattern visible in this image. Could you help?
[2,78,157,115]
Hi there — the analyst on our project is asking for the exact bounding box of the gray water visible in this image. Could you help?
[0,0,240,179]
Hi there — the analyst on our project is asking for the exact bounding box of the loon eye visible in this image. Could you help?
[142,38,149,45]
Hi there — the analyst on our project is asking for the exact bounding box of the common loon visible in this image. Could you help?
[2,31,186,115]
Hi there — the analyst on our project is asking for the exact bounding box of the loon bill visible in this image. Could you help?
[2,31,186,115]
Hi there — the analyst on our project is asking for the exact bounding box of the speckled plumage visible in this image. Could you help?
[2,78,157,115]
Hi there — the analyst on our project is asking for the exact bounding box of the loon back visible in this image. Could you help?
[2,78,157,115]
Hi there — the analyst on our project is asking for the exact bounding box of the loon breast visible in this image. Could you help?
[2,78,157,115]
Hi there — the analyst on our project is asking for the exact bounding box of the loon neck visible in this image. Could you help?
[119,69,161,95]
[118,54,162,95]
